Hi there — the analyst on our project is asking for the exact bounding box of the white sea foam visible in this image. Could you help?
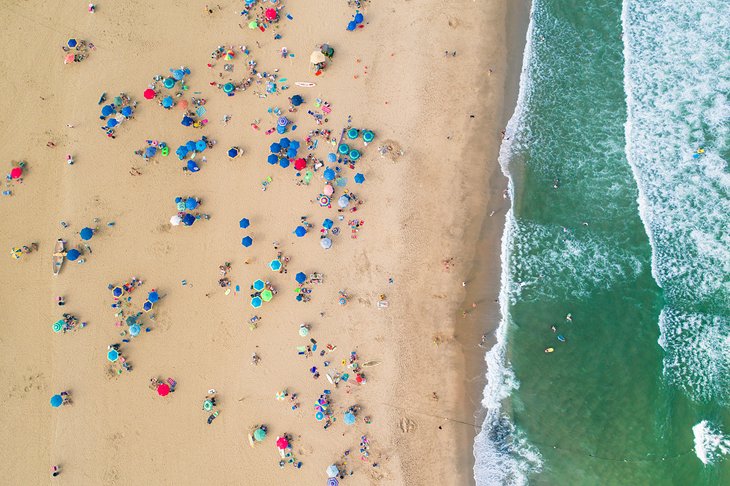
[622,0,730,400]
[474,1,543,483]
[692,421,730,465]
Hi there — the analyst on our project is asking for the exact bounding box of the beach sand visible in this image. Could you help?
[0,1,518,484]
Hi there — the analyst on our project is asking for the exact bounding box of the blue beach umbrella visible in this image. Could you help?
[112,286,123,297]
[145,146,157,158]
[327,153,337,163]
[172,69,185,81]
[107,118,118,128]
[228,147,239,158]
[51,395,63,408]
[346,21,357,31]
[269,259,282,271]
[181,115,193,126]
[291,95,303,106]
[241,236,253,247]
[176,146,188,159]
[344,412,356,425]
[162,96,174,108]
[129,324,141,336]
[107,349,119,362]
[294,226,307,237]
[185,197,198,210]
[187,160,200,172]
[121,106,133,117]
[322,218,333,229]
[101,105,114,117]
[289,140,300,150]
[182,213,196,226]
[270,142,281,153]
[143,301,153,312]
[251,297,262,308]
[279,158,290,168]
[295,272,306,284]
[279,137,291,149]
[195,140,207,152]
[66,248,80,261]
[185,141,196,152]
[68,39,77,47]
[315,411,324,421]
[354,12,364,23]
[80,227,94,241]
[252,279,265,291]
[286,147,297,159]
[354,173,365,184]
[267,154,278,165]
[323,168,335,181]
[239,218,250,229]
[148,291,159,303]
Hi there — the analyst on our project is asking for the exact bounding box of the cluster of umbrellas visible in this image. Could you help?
[143,142,168,159]
[100,103,134,123]
[170,197,201,227]
[246,4,281,31]
[240,217,253,247]
[175,138,210,160]
[267,137,302,168]
[250,279,274,308]
[346,11,365,31]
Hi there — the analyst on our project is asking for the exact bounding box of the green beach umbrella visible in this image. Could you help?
[261,289,273,302]
[253,428,267,441]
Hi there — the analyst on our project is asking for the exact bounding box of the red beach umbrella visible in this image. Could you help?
[157,383,170,396]
[265,8,277,21]
[10,167,22,179]
[143,88,156,100]
[294,158,306,170]
[276,437,289,450]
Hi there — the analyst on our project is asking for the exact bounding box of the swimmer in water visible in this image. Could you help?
[550,325,557,333]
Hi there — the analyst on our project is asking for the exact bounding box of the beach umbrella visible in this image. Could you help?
[101,105,115,117]
[279,158,290,168]
[295,272,306,284]
[112,286,124,297]
[106,118,118,128]
[148,291,159,303]
[107,349,119,362]
[267,154,278,165]
[126,315,138,327]
[182,213,196,226]
[143,301,153,312]
[239,218,250,229]
[286,148,297,160]
[354,173,365,184]
[163,77,176,89]
[278,117,289,128]
[269,259,282,271]
[143,88,156,100]
[319,195,331,207]
[171,69,185,81]
[276,437,289,450]
[338,195,350,208]
[338,143,349,155]
[295,226,307,237]
[320,238,332,249]
[10,167,22,179]
[181,115,193,126]
[187,160,200,172]
[323,168,335,181]
[203,399,214,411]
[223,82,235,94]
[346,20,357,31]
[170,215,182,226]
[80,227,94,240]
[322,218,334,229]
[228,147,239,158]
[145,146,157,158]
[269,142,281,153]
[224,50,235,60]
[51,395,63,408]
[251,296,262,308]
[326,465,339,478]
[362,130,374,143]
[68,38,77,47]
[323,184,334,196]
[53,320,64,333]
[347,128,359,140]
[64,53,75,64]
[242,236,253,247]
[265,8,278,20]
[66,248,80,261]
[176,146,188,159]
[310,51,326,64]
[261,289,273,302]
[195,140,207,152]
[161,96,174,108]
[291,95,303,106]
[349,149,361,160]
[327,153,337,163]
[294,158,306,170]
[299,326,309,337]
[185,197,198,210]
[121,106,133,117]
[129,324,141,336]
[315,411,324,421]
[248,20,258,29]
[178,99,188,110]
[344,412,356,425]
[185,141,196,152]
[328,478,339,486]
[253,280,265,291]
[355,12,364,23]
[253,428,267,441]
[279,137,291,149]
[276,391,286,400]
[157,384,170,396]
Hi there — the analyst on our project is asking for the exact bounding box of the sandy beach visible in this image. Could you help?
[0,1,520,484]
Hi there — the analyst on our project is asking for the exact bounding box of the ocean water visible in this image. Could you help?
[475,0,730,484]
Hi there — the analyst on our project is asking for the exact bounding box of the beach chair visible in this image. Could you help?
[167,378,177,390]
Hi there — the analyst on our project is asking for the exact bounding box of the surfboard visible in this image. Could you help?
[295,82,316,88]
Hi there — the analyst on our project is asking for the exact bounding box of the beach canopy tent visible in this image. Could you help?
[170,215,182,226]
[344,412,356,425]
[294,226,307,237]
[66,248,80,261]
[322,218,333,229]
[295,272,306,284]
[241,236,253,247]
[80,227,94,240]
[50,394,63,408]
[187,160,200,172]
[239,218,250,229]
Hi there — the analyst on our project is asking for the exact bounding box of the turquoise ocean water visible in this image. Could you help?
[474,0,729,484]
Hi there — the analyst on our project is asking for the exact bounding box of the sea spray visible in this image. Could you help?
[693,421,730,465]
